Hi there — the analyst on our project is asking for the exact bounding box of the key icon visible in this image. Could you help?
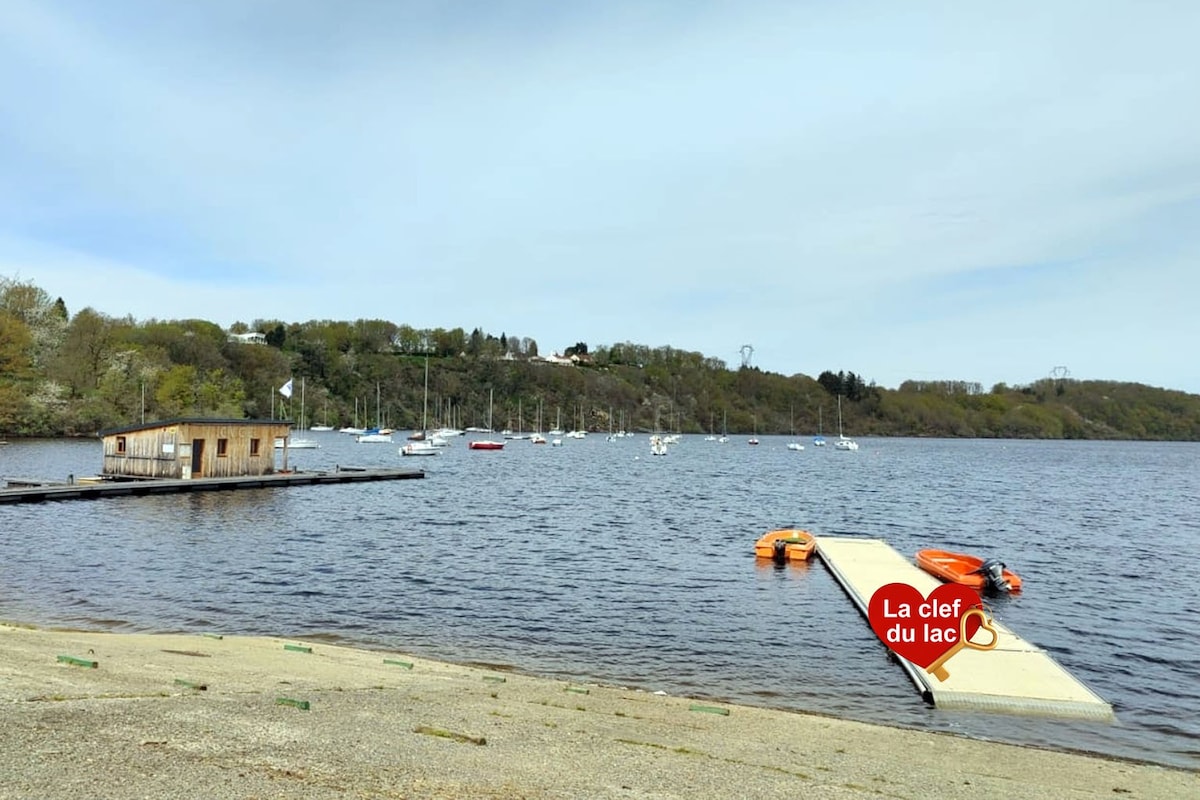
[926,607,999,682]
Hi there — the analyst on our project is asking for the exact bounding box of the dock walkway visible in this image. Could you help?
[815,536,1113,720]
[0,467,424,504]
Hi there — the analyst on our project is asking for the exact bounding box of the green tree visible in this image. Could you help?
[0,311,33,377]
[156,365,199,417]
[52,307,117,396]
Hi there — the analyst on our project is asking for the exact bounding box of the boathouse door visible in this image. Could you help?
[190,438,205,478]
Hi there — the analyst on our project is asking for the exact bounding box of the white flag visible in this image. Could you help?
[279,379,293,399]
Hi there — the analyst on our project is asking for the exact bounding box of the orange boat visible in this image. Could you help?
[916,549,1022,592]
[755,529,816,563]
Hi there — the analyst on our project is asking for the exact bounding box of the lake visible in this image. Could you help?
[1,433,1197,769]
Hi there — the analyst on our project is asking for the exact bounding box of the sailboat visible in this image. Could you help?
[548,407,565,436]
[813,406,827,447]
[401,358,439,456]
[787,404,804,450]
[276,378,320,449]
[718,410,729,444]
[469,389,505,450]
[531,398,547,444]
[705,411,717,441]
[310,397,334,431]
[834,395,859,451]
[357,383,393,443]
[748,414,759,446]
[340,398,366,436]
[505,399,530,440]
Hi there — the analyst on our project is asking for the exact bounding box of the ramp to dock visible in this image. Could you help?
[815,536,1113,720]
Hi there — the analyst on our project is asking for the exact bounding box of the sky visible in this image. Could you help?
[2,1,1198,393]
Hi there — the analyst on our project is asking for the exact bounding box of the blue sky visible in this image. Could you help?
[2,1,1198,392]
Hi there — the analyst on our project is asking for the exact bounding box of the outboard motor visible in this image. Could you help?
[772,539,788,564]
[979,558,1011,592]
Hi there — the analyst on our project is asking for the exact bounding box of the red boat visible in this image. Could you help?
[916,549,1022,592]
[468,440,505,450]
[754,529,816,563]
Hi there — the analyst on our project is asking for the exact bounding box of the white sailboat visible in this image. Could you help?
[787,405,804,450]
[813,406,827,447]
[505,399,530,440]
[277,377,320,449]
[309,396,333,431]
[401,357,439,456]
[357,383,393,443]
[548,407,565,436]
[340,398,366,435]
[834,395,859,451]
[531,398,547,444]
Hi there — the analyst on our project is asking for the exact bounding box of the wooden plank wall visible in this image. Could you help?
[103,422,289,478]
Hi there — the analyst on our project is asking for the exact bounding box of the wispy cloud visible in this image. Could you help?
[1,1,1197,390]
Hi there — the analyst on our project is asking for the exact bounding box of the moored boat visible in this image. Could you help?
[754,529,816,563]
[400,441,439,456]
[468,439,505,450]
[916,549,1022,592]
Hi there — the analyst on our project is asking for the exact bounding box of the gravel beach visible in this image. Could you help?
[1,623,1194,799]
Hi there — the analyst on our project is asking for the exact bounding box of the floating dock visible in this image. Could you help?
[0,467,424,505]
[815,536,1113,720]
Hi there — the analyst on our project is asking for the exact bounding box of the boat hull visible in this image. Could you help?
[915,549,1022,591]
[754,529,816,562]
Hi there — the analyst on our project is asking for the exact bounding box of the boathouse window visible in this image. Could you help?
[249,438,260,456]
[217,438,229,457]
[116,436,127,455]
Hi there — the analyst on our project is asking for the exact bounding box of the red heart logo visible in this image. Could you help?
[868,582,984,668]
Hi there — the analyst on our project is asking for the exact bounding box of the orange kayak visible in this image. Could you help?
[916,549,1022,592]
[755,529,816,563]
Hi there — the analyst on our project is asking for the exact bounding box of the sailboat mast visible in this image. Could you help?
[422,356,429,434]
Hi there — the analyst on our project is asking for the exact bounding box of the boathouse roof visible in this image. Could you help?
[98,418,293,437]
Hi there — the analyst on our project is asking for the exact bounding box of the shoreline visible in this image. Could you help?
[2,622,1194,799]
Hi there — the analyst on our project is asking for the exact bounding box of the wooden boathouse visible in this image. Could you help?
[99,418,291,480]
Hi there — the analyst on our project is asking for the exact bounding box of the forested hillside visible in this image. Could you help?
[3,277,1199,440]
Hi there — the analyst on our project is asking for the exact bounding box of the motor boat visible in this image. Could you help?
[916,549,1022,592]
[754,529,816,563]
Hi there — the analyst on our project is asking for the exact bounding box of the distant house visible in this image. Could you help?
[538,353,575,366]
[227,331,267,345]
[99,418,291,480]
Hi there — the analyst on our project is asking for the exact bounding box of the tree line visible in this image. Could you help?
[3,275,1199,440]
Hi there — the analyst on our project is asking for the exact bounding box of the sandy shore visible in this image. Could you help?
[1,623,1194,799]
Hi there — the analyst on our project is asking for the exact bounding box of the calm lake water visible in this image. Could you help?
[1,433,1197,769]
